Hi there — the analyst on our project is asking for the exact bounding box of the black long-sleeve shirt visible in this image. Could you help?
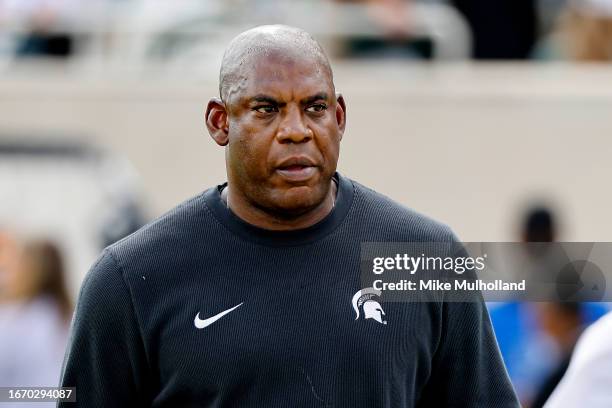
[58,173,519,407]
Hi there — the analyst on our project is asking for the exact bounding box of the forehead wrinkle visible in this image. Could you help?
[234,56,332,107]
[225,75,248,106]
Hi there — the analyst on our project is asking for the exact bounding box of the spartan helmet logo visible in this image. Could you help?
[352,288,387,325]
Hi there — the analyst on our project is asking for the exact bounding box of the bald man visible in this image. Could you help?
[58,25,519,407]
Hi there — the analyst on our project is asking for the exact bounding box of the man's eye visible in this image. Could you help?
[306,104,327,113]
[254,105,278,114]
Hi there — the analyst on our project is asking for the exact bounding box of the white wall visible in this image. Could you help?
[1,61,611,248]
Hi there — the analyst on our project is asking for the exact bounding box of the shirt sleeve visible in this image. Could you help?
[416,236,520,407]
[57,249,153,408]
[417,298,520,407]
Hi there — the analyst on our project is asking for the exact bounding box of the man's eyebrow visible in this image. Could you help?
[249,95,282,105]
[301,93,329,105]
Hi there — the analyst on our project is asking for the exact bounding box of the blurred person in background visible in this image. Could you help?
[0,237,72,406]
[451,0,539,58]
[489,207,563,405]
[535,0,612,60]
[0,0,81,57]
[530,302,583,407]
[544,310,612,407]
[0,230,20,301]
[489,206,609,406]
[333,0,432,58]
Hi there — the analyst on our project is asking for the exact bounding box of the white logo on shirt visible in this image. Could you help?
[352,288,387,325]
[194,303,243,329]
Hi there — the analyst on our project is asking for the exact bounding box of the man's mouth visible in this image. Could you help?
[276,165,317,181]
[275,157,318,181]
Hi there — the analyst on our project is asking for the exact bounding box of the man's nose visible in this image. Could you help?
[276,106,312,143]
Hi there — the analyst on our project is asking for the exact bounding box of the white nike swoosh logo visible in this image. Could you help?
[194,303,243,329]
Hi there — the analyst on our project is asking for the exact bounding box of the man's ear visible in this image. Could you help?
[205,97,229,146]
[335,93,346,140]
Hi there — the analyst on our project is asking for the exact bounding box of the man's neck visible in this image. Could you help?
[221,180,337,231]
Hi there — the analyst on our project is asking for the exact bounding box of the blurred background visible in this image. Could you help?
[1,0,612,406]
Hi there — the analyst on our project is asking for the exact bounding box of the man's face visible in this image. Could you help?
[222,52,345,215]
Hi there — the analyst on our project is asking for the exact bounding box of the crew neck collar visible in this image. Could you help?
[203,172,354,247]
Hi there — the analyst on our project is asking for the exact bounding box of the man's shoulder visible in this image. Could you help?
[349,178,456,243]
[106,189,217,263]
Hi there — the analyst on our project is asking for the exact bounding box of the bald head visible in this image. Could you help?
[219,25,334,103]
